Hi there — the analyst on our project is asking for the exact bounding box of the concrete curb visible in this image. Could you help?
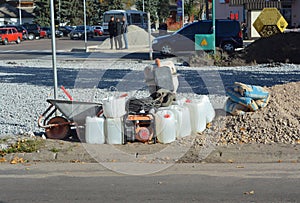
[2,143,299,164]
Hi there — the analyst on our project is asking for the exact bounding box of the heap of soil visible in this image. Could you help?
[232,32,300,65]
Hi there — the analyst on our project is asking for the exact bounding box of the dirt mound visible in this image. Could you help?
[234,32,300,65]
[216,81,300,145]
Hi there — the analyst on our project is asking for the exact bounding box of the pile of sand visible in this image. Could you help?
[100,25,154,49]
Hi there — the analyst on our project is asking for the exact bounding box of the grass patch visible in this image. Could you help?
[49,147,60,153]
[0,138,45,156]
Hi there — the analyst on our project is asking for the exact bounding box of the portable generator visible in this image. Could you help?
[123,114,156,144]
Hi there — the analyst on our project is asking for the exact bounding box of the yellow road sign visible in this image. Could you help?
[253,8,288,37]
[200,38,208,46]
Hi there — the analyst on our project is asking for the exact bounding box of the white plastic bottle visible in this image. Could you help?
[155,110,176,144]
[85,116,105,144]
[106,118,123,144]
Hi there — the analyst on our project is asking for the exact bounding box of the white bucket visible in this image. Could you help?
[85,116,105,144]
[155,110,176,144]
[169,105,191,138]
[184,96,208,133]
[106,118,123,144]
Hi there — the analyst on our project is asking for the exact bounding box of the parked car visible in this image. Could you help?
[58,26,74,37]
[0,25,28,40]
[40,29,47,38]
[22,23,41,40]
[0,27,23,45]
[152,19,243,55]
[69,25,94,39]
[41,27,63,38]
[93,26,103,36]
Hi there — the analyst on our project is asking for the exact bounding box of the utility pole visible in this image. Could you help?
[84,0,87,52]
[182,0,185,27]
[206,0,209,20]
[143,0,145,12]
[50,0,58,100]
[19,0,22,25]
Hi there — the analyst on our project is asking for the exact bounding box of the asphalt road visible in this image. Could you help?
[0,36,107,60]
[0,163,299,203]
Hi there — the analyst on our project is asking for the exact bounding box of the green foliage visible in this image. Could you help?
[34,0,103,26]
[33,0,50,26]
[157,0,170,22]
[50,147,60,153]
[135,0,159,22]
[0,138,45,156]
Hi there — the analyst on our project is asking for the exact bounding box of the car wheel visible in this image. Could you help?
[16,37,21,44]
[222,42,235,53]
[3,38,8,45]
[161,44,173,55]
[28,33,35,40]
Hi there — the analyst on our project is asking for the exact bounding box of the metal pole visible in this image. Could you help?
[83,0,87,52]
[19,0,22,24]
[212,0,216,54]
[143,0,145,12]
[50,0,58,100]
[58,0,61,26]
[147,12,152,60]
[182,0,184,27]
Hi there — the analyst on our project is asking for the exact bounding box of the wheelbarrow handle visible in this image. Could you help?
[38,104,56,128]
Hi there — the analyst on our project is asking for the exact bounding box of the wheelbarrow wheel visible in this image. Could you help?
[45,116,70,140]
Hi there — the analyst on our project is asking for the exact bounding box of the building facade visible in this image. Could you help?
[0,0,34,25]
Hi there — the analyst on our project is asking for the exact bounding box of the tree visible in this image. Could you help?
[107,0,123,10]
[184,0,203,22]
[135,0,159,22]
[157,0,170,23]
[33,0,51,26]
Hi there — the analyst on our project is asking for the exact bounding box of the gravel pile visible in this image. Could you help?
[215,82,300,145]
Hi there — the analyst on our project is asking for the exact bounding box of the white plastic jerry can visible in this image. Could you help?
[169,105,192,138]
[155,110,176,144]
[184,97,207,134]
[106,118,123,144]
[202,95,215,123]
[85,116,105,144]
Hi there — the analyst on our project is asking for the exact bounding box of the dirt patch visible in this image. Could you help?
[230,32,300,65]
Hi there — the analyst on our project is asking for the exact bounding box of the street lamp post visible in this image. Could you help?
[83,0,87,52]
[50,0,58,100]
[19,0,22,25]
[143,0,144,12]
[182,0,184,27]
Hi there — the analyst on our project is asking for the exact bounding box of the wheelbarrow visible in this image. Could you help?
[38,99,102,140]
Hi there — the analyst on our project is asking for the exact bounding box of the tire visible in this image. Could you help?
[16,37,21,44]
[3,38,8,45]
[45,116,70,140]
[160,44,173,56]
[222,42,235,53]
[28,33,35,40]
